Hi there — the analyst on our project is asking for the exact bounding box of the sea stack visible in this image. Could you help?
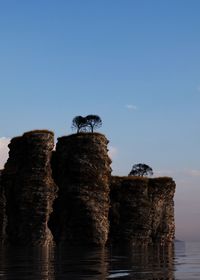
[2,130,57,245]
[49,132,111,246]
[109,176,176,245]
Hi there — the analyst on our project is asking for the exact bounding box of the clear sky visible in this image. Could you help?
[0,0,200,241]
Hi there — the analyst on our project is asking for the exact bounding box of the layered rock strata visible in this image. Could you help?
[109,176,175,245]
[2,130,57,245]
[49,133,111,246]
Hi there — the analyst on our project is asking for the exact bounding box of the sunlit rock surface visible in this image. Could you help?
[49,133,111,246]
[2,130,58,245]
[109,176,175,245]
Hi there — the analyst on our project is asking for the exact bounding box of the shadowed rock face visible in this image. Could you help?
[109,176,175,245]
[49,133,112,246]
[0,170,6,243]
[2,131,58,246]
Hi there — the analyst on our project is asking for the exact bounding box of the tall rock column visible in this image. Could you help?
[2,130,57,245]
[149,178,176,244]
[49,133,111,246]
[109,177,152,245]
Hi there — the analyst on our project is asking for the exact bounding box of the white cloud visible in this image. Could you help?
[0,137,10,169]
[185,169,200,177]
[108,146,118,159]
[125,104,137,110]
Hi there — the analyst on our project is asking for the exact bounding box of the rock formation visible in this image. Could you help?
[2,130,57,245]
[0,128,176,246]
[149,177,175,244]
[0,170,6,243]
[49,133,111,246]
[109,176,175,245]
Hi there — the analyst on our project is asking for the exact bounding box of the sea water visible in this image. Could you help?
[0,242,199,279]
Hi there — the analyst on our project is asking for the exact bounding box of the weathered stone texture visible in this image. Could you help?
[49,133,111,246]
[2,130,57,245]
[149,178,176,244]
[0,129,176,246]
[109,176,175,245]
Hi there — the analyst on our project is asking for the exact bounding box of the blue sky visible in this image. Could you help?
[0,0,200,241]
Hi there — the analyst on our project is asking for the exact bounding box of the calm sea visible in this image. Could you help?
[0,242,199,279]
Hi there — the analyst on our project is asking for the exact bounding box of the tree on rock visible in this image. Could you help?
[71,116,87,133]
[72,115,102,133]
[129,163,153,177]
[86,115,102,133]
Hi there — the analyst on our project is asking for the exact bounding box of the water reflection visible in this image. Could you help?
[0,245,55,280]
[54,246,109,279]
[0,243,176,279]
[109,244,175,279]
[175,242,200,280]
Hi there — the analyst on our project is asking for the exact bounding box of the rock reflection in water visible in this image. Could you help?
[54,246,109,279]
[0,244,175,279]
[109,243,175,279]
[0,245,55,280]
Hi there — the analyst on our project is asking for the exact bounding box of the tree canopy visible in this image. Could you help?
[86,115,102,133]
[71,116,87,133]
[71,115,102,133]
[129,163,153,177]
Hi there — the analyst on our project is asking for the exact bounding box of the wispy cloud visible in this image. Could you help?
[185,169,200,177]
[125,104,137,110]
[0,137,10,169]
[108,146,118,159]
[197,86,200,92]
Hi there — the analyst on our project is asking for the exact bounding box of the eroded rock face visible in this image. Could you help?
[2,131,58,246]
[149,178,176,244]
[0,129,176,246]
[109,176,175,245]
[49,133,111,246]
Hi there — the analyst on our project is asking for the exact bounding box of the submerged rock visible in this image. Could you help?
[2,130,58,245]
[49,133,111,246]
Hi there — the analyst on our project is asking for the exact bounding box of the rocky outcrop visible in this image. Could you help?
[149,178,175,244]
[109,176,175,245]
[2,130,57,245]
[49,133,111,246]
[0,128,176,246]
[0,170,6,243]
